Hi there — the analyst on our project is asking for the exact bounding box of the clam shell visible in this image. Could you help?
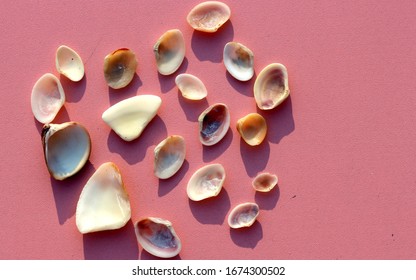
[76,162,131,234]
[31,73,65,124]
[223,42,254,81]
[154,135,186,179]
[103,48,138,89]
[135,217,181,258]
[55,45,84,82]
[153,29,185,75]
[198,103,230,146]
[42,122,91,180]
[187,1,231,33]
[254,63,290,110]
[252,172,278,192]
[228,202,259,229]
[187,163,225,201]
[236,113,267,146]
[175,73,207,100]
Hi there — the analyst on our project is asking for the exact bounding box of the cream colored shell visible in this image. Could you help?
[154,29,185,75]
[187,163,225,201]
[228,202,259,229]
[187,1,231,33]
[223,42,254,81]
[154,135,186,179]
[175,73,207,100]
[55,45,84,82]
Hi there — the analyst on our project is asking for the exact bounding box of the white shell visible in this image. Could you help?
[175,73,207,100]
[76,162,131,234]
[236,113,267,146]
[55,45,84,82]
[228,202,259,229]
[153,29,185,75]
[187,1,231,33]
[102,95,162,141]
[252,172,278,192]
[154,135,186,179]
[31,73,65,124]
[187,163,225,201]
[223,42,254,81]
[198,103,230,146]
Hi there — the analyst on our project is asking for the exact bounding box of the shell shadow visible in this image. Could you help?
[177,91,209,122]
[229,221,263,249]
[158,160,190,197]
[59,74,87,103]
[188,188,231,225]
[202,129,233,162]
[225,71,256,97]
[239,138,270,177]
[158,58,188,93]
[255,186,280,210]
[108,73,143,105]
[140,250,182,260]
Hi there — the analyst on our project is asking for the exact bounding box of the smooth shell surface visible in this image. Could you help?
[198,103,230,146]
[175,73,207,100]
[187,163,225,201]
[42,122,91,180]
[254,63,290,110]
[154,29,185,75]
[223,42,254,81]
[228,202,259,229]
[31,73,65,124]
[252,172,278,192]
[103,48,138,89]
[236,113,267,146]
[187,1,231,33]
[76,162,131,234]
[55,45,84,82]
[135,217,182,258]
[154,135,186,179]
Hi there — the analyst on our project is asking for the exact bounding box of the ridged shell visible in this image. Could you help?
[175,73,207,100]
[252,172,278,192]
[223,42,254,81]
[154,135,186,179]
[154,29,185,75]
[55,45,84,82]
[187,1,231,33]
[103,48,138,89]
[198,103,230,146]
[228,202,259,229]
[187,163,225,201]
[236,113,267,146]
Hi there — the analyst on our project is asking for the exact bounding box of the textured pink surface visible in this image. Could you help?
[1,0,416,259]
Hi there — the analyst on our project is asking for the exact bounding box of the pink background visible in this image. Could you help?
[1,0,416,259]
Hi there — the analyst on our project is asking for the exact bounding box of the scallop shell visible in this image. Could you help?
[198,103,230,146]
[154,135,186,179]
[175,73,207,100]
[236,113,267,146]
[252,172,278,192]
[223,42,254,81]
[31,73,65,124]
[55,45,84,82]
[187,1,231,33]
[254,63,290,110]
[103,48,138,89]
[153,29,185,75]
[41,122,91,180]
[187,163,225,201]
[228,202,259,229]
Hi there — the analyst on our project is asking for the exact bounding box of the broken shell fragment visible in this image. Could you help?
[42,122,91,180]
[223,42,254,81]
[154,29,185,75]
[76,162,131,234]
[154,135,186,179]
[31,73,65,124]
[252,172,278,192]
[254,63,290,110]
[228,202,259,229]
[187,1,231,33]
[236,113,267,146]
[102,95,161,141]
[198,103,230,146]
[55,45,84,82]
[135,217,181,258]
[103,48,138,89]
[175,73,207,100]
[187,163,225,201]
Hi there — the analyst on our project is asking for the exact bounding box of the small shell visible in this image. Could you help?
[254,63,290,110]
[154,135,186,179]
[198,103,230,146]
[252,172,278,192]
[42,122,91,180]
[228,202,259,229]
[175,73,207,100]
[135,217,181,258]
[223,42,254,81]
[103,48,138,89]
[236,113,267,146]
[55,45,84,82]
[153,29,185,75]
[76,162,131,234]
[187,1,231,33]
[187,163,225,201]
[31,73,65,124]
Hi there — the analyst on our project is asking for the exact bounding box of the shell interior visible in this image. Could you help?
[223,42,254,81]
[103,48,138,89]
[236,113,267,146]
[187,1,231,33]
[198,103,230,146]
[55,45,84,82]
[175,73,207,100]
[154,135,186,179]
[154,29,185,75]
[228,202,260,229]
[187,163,225,201]
[252,172,278,192]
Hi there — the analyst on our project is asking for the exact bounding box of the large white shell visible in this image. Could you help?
[153,29,185,75]
[76,162,131,234]
[228,202,259,229]
[236,113,267,146]
[103,48,138,89]
[223,42,254,81]
[154,135,186,179]
[55,45,84,82]
[187,163,225,201]
[31,73,65,124]
[252,172,278,192]
[175,73,207,100]
[187,1,231,33]
[198,103,230,146]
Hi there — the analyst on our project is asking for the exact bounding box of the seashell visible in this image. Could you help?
[103,48,138,89]
[76,162,131,234]
[41,122,91,180]
[254,63,290,110]
[135,217,181,258]
[187,163,225,201]
[223,42,254,81]
[236,113,267,146]
[31,73,65,124]
[198,103,230,146]
[175,73,207,100]
[55,45,84,82]
[102,95,161,141]
[153,29,185,75]
[154,135,186,179]
[252,172,278,192]
[187,1,231,33]
[228,202,259,229]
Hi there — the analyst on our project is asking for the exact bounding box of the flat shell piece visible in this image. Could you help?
[154,135,186,179]
[31,73,65,124]
[198,103,230,146]
[55,45,84,82]
[76,162,131,234]
[228,202,259,229]
[254,63,290,110]
[187,163,225,201]
[135,217,181,258]
[102,95,162,141]
[236,113,267,146]
[223,42,254,81]
[103,48,138,89]
[252,172,278,192]
[154,29,185,75]
[187,1,231,33]
[175,73,207,100]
